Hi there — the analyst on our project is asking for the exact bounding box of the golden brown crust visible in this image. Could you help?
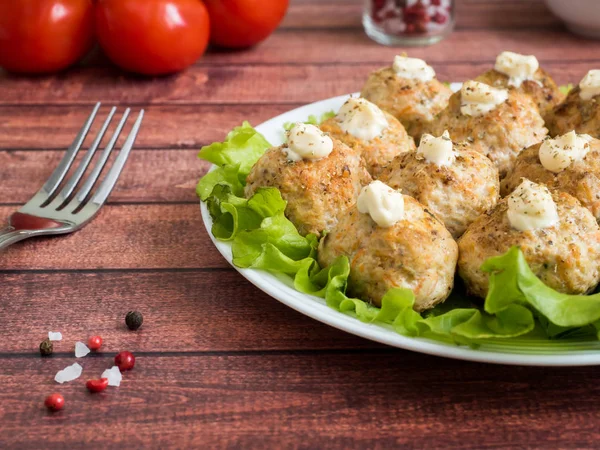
[427,89,547,177]
[501,138,600,222]
[319,111,416,177]
[318,196,458,312]
[379,144,500,238]
[458,190,600,298]
[546,86,600,138]
[360,66,452,139]
[475,68,564,121]
[245,139,372,237]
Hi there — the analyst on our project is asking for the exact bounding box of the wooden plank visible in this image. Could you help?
[194,29,598,66]
[0,204,228,270]
[0,59,590,106]
[455,0,559,29]
[0,104,292,149]
[281,0,558,30]
[2,353,600,448]
[280,1,362,30]
[0,271,377,353]
[0,149,206,204]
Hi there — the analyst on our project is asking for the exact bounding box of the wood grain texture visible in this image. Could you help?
[0,149,205,203]
[0,271,378,353]
[0,205,227,270]
[0,60,591,107]
[0,105,293,149]
[2,353,600,449]
[280,1,362,30]
[164,29,600,66]
[455,0,560,29]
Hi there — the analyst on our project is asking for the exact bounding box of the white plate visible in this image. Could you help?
[200,93,600,366]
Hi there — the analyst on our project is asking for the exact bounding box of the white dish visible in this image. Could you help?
[200,92,600,366]
[545,0,600,39]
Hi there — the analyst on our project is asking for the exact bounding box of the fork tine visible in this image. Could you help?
[91,110,144,206]
[41,102,101,199]
[74,108,131,204]
[50,107,117,207]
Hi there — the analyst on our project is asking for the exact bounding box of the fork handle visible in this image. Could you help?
[0,226,30,250]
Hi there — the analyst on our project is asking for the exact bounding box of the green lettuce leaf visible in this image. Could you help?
[196,163,244,201]
[559,83,573,95]
[196,122,271,201]
[205,184,263,241]
[293,254,534,341]
[232,212,318,270]
[296,256,415,324]
[283,110,336,131]
[209,186,319,277]
[483,246,600,327]
[198,121,270,175]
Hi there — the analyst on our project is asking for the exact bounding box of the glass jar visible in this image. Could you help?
[363,0,455,47]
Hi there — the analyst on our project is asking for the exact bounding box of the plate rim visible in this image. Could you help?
[200,92,600,367]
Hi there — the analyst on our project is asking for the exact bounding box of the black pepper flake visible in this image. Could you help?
[125,311,144,331]
[40,338,53,357]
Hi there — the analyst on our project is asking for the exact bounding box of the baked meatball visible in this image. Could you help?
[475,51,563,120]
[458,179,600,298]
[502,133,600,222]
[546,70,600,138]
[429,80,547,177]
[318,181,458,312]
[245,123,371,237]
[360,56,452,139]
[379,132,500,238]
[319,97,415,177]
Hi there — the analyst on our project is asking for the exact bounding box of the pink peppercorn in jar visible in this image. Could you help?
[363,0,455,46]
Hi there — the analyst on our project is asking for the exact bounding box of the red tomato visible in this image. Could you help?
[0,0,94,74]
[95,0,210,76]
[204,0,289,48]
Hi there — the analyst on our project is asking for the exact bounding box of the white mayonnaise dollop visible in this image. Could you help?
[357,180,405,228]
[579,69,600,101]
[392,55,435,82]
[284,123,334,162]
[494,51,539,88]
[507,179,559,232]
[538,131,592,173]
[460,81,509,117]
[417,130,456,167]
[336,97,389,141]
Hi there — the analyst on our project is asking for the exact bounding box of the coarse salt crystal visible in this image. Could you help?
[55,363,83,384]
[48,332,62,341]
[101,366,122,387]
[75,341,91,358]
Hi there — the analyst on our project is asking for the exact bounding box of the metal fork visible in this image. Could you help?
[0,103,144,250]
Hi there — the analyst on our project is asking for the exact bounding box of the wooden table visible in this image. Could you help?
[2,1,600,448]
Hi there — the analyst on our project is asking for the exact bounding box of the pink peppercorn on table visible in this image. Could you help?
[2,1,600,448]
